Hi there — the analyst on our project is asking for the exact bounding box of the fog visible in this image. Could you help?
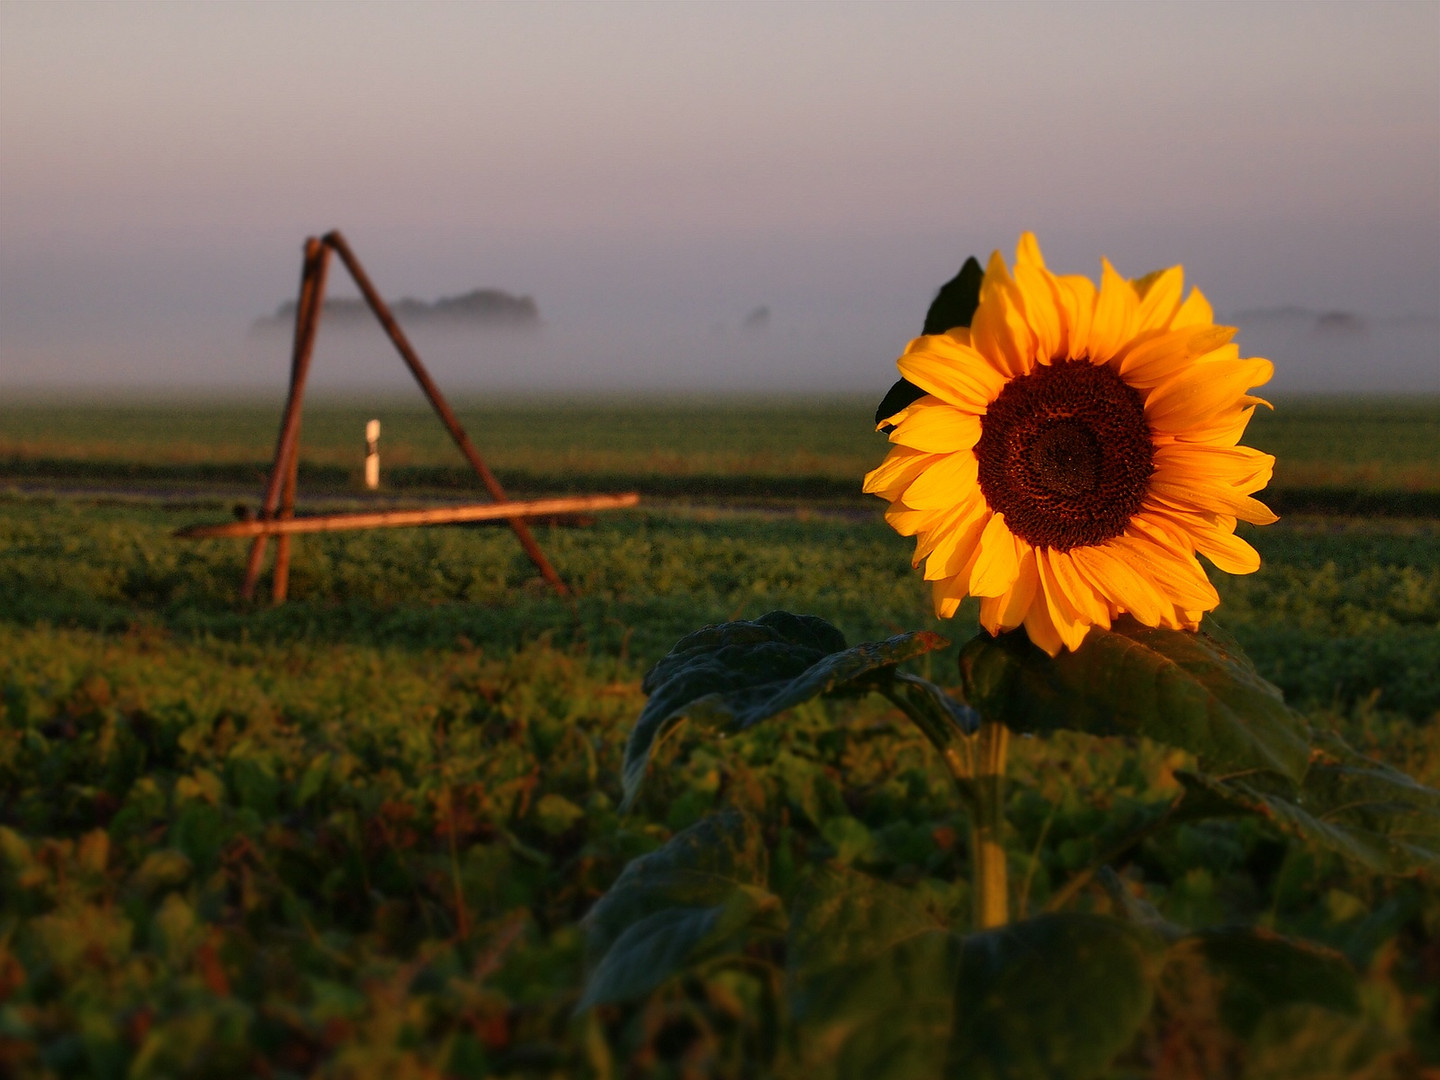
[2,3,1436,398]
[2,237,1434,398]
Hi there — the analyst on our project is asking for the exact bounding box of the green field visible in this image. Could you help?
[4,394,1438,494]
[2,397,1438,1077]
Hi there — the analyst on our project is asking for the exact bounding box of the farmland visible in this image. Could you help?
[2,395,1439,1077]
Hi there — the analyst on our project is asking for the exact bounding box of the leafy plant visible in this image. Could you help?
[580,247,1440,1077]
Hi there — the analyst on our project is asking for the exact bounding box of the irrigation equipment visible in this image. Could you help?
[177,231,638,602]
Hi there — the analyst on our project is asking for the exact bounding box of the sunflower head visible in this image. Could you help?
[864,233,1276,656]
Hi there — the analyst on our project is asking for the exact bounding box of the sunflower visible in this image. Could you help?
[863,233,1276,656]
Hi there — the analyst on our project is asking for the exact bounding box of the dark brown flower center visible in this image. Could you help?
[976,360,1154,551]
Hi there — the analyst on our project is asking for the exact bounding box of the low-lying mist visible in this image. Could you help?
[2,306,1435,399]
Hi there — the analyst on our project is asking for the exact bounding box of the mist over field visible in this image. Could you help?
[1,3,1436,398]
[1,283,1435,398]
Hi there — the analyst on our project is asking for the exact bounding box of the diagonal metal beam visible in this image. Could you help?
[321,229,569,596]
[242,238,330,601]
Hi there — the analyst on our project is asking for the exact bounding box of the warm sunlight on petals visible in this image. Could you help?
[866,233,1274,654]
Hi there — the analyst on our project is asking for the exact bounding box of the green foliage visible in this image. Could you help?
[584,827,1164,1080]
[957,619,1440,877]
[2,392,1439,1078]
[922,256,986,337]
[958,619,1312,781]
[1177,730,1440,875]
[8,393,1436,496]
[949,913,1158,1080]
[623,612,956,808]
[584,599,1440,1074]
[876,255,984,428]
[580,810,782,1009]
[581,823,1395,1080]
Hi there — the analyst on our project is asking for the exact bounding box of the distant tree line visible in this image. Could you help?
[252,288,540,332]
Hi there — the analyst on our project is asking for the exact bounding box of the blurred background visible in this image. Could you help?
[1,1,1436,397]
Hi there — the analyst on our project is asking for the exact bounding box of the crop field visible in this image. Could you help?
[2,396,1439,1078]
[5,394,1439,496]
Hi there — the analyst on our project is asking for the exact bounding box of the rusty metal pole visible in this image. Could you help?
[270,255,325,603]
[270,442,301,602]
[270,238,330,603]
[242,237,330,601]
[177,493,641,538]
[320,230,569,596]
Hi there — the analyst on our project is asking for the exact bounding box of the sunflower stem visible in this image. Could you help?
[879,680,1008,927]
[969,717,1010,930]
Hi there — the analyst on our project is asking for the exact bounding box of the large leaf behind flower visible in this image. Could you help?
[958,620,1311,782]
[875,256,985,429]
[622,612,959,809]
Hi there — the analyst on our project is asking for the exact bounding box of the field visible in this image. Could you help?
[2,396,1439,1078]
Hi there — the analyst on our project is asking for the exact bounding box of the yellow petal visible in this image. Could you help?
[885,501,933,537]
[863,446,938,498]
[979,543,1039,633]
[1013,235,1062,361]
[933,577,964,619]
[875,402,915,431]
[1169,286,1214,329]
[1055,274,1097,361]
[1145,357,1275,435]
[1016,232,1048,271]
[1149,508,1263,575]
[1087,257,1140,363]
[1044,549,1112,629]
[1132,265,1184,332]
[1152,443,1275,495]
[901,449,981,510]
[1126,511,1197,557]
[897,336,1007,410]
[1021,594,1067,656]
[1148,481,1279,526]
[888,399,984,454]
[1069,544,1166,626]
[969,513,1021,598]
[912,494,985,566]
[1036,550,1092,651]
[970,250,1037,377]
[1148,445,1277,524]
[1013,263,1063,363]
[921,500,990,578]
[1111,534,1220,612]
[931,518,988,587]
[1115,325,1237,389]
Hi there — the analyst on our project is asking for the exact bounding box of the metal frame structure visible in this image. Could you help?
[177,231,637,602]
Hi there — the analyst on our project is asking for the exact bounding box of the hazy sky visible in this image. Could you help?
[2,1,1437,394]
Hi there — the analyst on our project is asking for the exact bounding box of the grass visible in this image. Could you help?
[3,394,1438,493]
[2,396,1439,1077]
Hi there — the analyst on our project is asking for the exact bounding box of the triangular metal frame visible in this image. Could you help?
[204,231,616,603]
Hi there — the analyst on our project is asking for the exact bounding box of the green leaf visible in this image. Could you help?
[788,867,1159,1080]
[1176,729,1440,875]
[886,671,981,748]
[876,255,985,429]
[579,810,783,1009]
[1168,927,1359,1038]
[532,793,586,837]
[950,914,1159,1080]
[958,619,1310,783]
[787,866,959,1080]
[127,849,194,897]
[623,612,949,809]
[923,255,985,337]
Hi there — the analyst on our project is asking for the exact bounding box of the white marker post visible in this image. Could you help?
[365,419,381,489]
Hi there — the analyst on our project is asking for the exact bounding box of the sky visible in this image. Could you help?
[1,1,1437,396]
